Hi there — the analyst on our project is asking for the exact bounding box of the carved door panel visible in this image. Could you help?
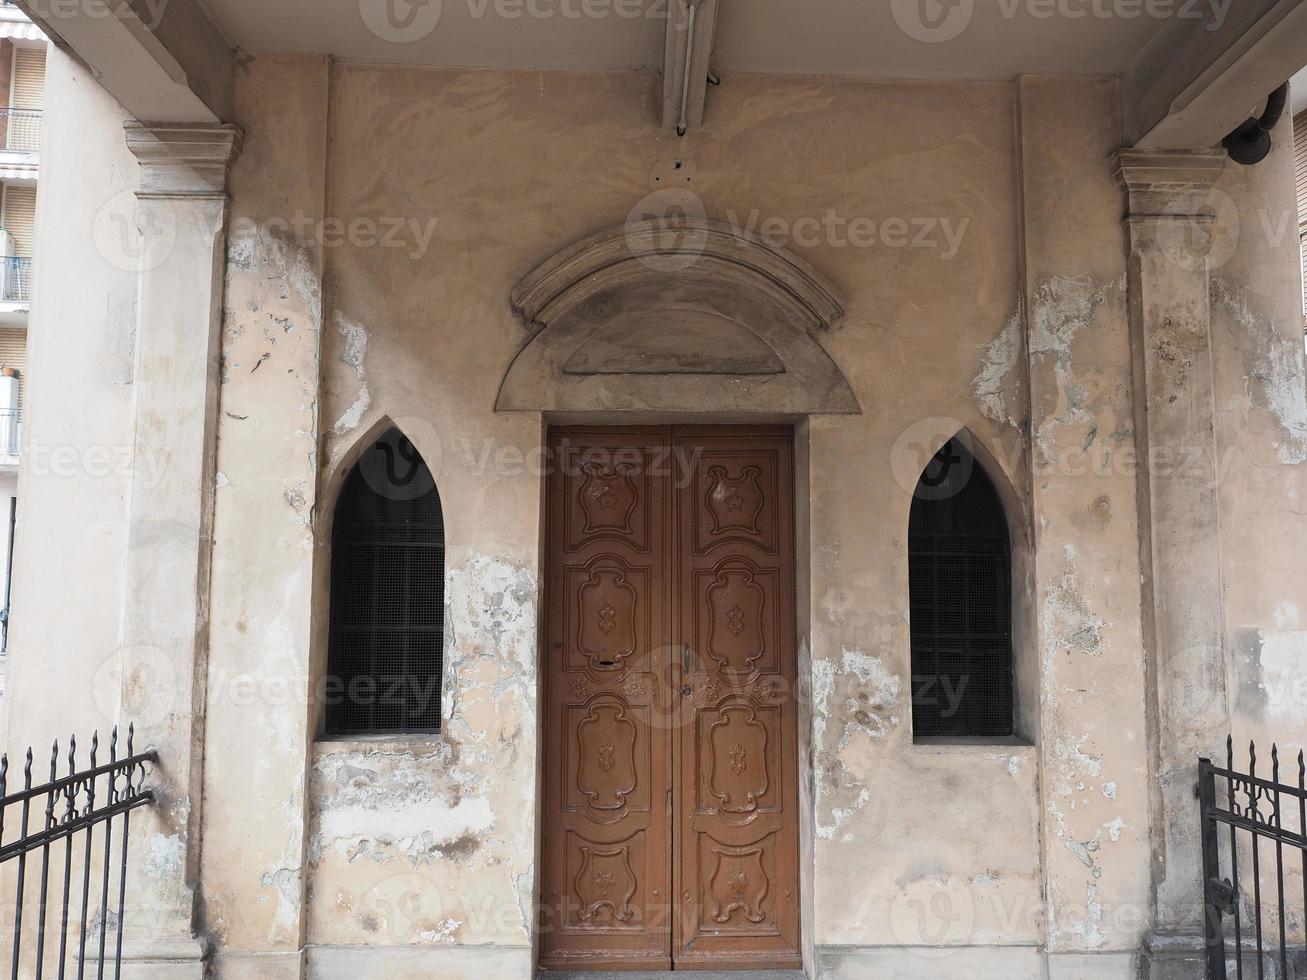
[540,426,799,972]
[673,428,801,969]
[540,429,674,971]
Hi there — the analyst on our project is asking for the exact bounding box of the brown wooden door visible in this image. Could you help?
[540,426,800,972]
[671,428,801,969]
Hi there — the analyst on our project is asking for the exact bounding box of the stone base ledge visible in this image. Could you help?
[1045,950,1140,979]
[816,945,1140,980]
[304,944,532,980]
[1142,930,1307,980]
[118,937,208,980]
[207,948,305,979]
[816,944,1042,979]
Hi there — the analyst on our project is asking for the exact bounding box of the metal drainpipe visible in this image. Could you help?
[676,0,701,137]
[1222,83,1289,166]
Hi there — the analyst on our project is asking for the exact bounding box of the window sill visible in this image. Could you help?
[312,732,443,755]
[912,735,1035,752]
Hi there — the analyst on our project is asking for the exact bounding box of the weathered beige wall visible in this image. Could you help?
[1018,76,1153,979]
[1210,107,1307,941]
[1212,124,1307,746]
[302,62,1046,972]
[3,46,138,749]
[199,53,329,978]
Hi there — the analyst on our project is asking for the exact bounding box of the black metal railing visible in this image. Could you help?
[0,727,156,978]
[2,255,30,302]
[0,108,41,153]
[1201,737,1307,978]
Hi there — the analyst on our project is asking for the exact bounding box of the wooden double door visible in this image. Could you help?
[540,426,801,972]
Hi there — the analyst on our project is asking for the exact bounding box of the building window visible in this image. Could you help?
[326,427,445,736]
[909,438,1013,738]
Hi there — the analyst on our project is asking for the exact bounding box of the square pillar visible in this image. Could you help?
[1115,148,1230,978]
[117,121,242,978]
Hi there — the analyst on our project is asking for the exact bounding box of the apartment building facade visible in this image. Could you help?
[0,1,40,692]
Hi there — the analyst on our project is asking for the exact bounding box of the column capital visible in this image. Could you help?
[1113,148,1225,218]
[1115,149,1226,263]
[124,122,244,200]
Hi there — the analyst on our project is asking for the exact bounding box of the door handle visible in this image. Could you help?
[682,643,692,674]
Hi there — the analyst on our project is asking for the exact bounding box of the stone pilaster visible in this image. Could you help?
[117,122,242,979]
[1115,148,1229,979]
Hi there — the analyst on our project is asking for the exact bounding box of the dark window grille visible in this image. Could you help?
[908,438,1014,738]
[326,427,444,736]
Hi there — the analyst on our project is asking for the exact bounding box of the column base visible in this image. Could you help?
[1044,950,1139,979]
[118,937,209,980]
[209,948,305,979]
[1144,930,1307,980]
[1141,931,1209,980]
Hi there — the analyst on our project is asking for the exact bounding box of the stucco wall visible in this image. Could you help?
[303,63,1045,967]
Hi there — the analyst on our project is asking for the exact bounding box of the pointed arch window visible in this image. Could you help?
[908,438,1013,738]
[326,427,444,736]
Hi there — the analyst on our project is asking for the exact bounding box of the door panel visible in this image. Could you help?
[673,429,801,969]
[540,426,800,972]
[541,430,673,971]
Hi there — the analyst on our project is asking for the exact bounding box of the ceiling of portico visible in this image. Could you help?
[203,0,1172,78]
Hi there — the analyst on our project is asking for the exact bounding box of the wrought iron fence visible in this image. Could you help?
[1201,737,1307,979]
[1,256,30,302]
[0,108,41,153]
[0,726,156,978]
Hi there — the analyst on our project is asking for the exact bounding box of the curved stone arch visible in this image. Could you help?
[497,218,860,415]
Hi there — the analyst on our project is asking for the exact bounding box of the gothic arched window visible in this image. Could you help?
[908,438,1013,738]
[326,427,444,735]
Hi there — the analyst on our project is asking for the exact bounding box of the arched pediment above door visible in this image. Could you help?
[496,218,860,415]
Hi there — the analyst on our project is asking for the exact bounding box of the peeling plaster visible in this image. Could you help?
[332,311,371,434]
[975,301,1023,427]
[143,833,185,882]
[1029,275,1114,359]
[1212,277,1307,463]
[259,867,302,931]
[307,554,539,944]
[1041,548,1106,707]
[813,649,901,840]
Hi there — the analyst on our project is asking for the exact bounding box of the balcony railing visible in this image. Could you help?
[0,107,41,153]
[1,255,30,302]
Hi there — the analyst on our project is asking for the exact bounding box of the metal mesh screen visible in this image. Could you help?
[908,439,1013,737]
[326,428,445,735]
